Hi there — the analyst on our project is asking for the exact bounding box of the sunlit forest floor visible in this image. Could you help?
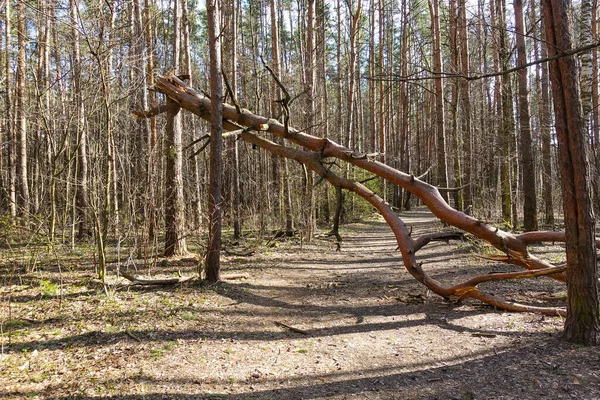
[1,209,599,399]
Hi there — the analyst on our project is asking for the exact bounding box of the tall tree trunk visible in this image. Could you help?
[368,0,376,153]
[428,0,449,201]
[579,0,594,139]
[542,0,600,346]
[345,0,361,149]
[205,0,223,283]
[231,0,242,239]
[16,0,29,223]
[164,0,188,256]
[592,0,600,214]
[458,0,472,214]
[514,0,537,231]
[133,0,149,245]
[182,0,202,234]
[449,0,462,211]
[71,0,89,241]
[304,0,317,239]
[497,0,514,223]
[538,4,555,226]
[145,0,159,251]
[5,0,16,219]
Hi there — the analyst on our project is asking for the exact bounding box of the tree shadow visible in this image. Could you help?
[10,335,599,399]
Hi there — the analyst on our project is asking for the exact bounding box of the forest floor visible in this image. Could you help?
[1,209,600,400]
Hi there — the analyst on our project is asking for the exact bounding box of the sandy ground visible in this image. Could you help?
[1,209,599,399]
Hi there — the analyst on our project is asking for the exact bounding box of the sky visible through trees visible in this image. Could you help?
[0,0,599,343]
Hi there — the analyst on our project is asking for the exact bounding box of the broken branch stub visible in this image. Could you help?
[135,74,600,316]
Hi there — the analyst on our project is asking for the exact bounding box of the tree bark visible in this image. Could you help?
[514,0,537,231]
[458,0,472,214]
[543,0,600,345]
[428,0,449,202]
[496,0,514,224]
[4,0,16,219]
[164,0,188,257]
[16,0,30,223]
[205,0,223,283]
[71,0,90,241]
[231,0,242,239]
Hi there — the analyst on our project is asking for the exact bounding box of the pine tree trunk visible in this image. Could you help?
[538,5,555,227]
[205,0,223,282]
[458,0,472,214]
[164,0,188,257]
[5,0,16,220]
[514,0,537,231]
[16,0,30,223]
[428,0,449,200]
[231,0,242,240]
[542,0,600,346]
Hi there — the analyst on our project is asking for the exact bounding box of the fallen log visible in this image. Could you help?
[120,270,197,286]
[133,74,600,317]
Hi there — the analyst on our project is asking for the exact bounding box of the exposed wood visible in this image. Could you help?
[120,270,197,285]
[135,74,600,317]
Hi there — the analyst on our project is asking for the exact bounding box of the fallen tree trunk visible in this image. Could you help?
[134,74,600,316]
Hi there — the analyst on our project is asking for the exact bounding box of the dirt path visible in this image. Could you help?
[2,210,599,399]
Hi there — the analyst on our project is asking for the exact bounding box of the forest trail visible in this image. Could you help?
[2,210,600,399]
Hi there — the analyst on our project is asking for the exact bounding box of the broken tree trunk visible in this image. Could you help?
[135,74,600,317]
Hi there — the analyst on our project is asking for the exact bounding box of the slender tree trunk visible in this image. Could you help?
[538,5,555,227]
[497,0,513,223]
[428,0,449,200]
[542,0,600,346]
[164,0,188,256]
[133,0,148,244]
[231,0,242,239]
[16,0,29,223]
[368,0,376,152]
[345,0,361,149]
[5,0,16,220]
[458,0,472,214]
[514,0,537,231]
[304,0,317,239]
[205,0,223,283]
[181,0,202,234]
[579,0,594,139]
[145,0,159,252]
[449,0,462,211]
[71,0,90,241]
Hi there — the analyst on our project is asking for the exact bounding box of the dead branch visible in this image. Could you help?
[144,74,598,316]
[274,321,309,335]
[120,270,197,286]
[370,40,600,83]
[132,103,169,118]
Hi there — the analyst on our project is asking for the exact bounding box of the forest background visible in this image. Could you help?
[1,0,600,349]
